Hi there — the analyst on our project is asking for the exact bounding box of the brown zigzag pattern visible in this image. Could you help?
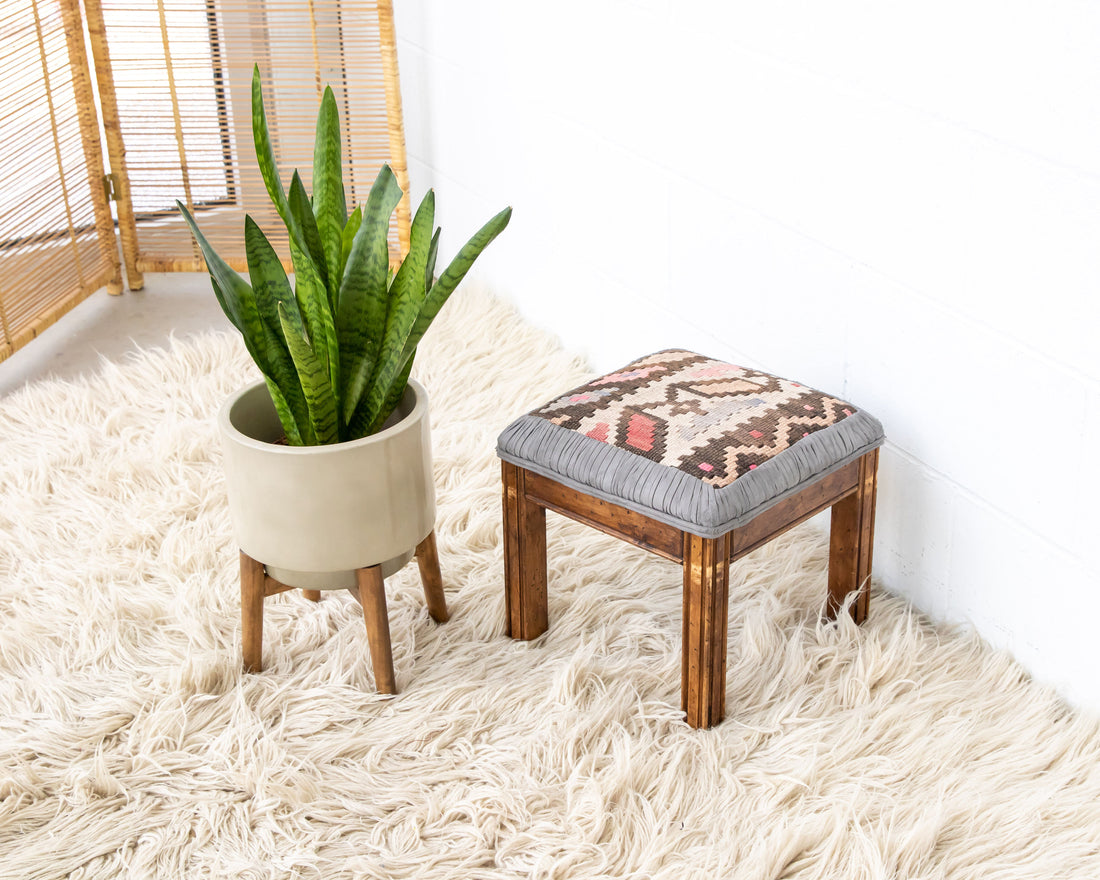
[533,350,858,488]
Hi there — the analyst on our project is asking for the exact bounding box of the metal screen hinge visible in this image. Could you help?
[102,173,118,202]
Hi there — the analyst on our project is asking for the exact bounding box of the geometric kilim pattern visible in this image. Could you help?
[533,349,858,488]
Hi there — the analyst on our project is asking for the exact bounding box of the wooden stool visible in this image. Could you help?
[240,531,449,692]
[497,350,884,729]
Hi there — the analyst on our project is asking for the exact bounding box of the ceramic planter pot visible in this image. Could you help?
[218,379,436,590]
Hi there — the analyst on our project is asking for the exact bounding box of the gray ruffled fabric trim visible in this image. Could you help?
[496,410,884,539]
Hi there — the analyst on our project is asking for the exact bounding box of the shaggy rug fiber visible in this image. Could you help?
[1,289,1098,879]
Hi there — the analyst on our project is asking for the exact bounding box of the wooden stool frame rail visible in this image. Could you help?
[502,449,879,729]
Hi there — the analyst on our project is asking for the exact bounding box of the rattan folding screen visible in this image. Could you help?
[0,0,121,362]
[0,0,410,364]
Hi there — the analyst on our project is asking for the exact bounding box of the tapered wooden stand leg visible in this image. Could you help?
[502,462,548,640]
[681,532,730,729]
[240,551,266,673]
[828,449,879,624]
[302,589,321,602]
[415,531,449,623]
[357,565,397,694]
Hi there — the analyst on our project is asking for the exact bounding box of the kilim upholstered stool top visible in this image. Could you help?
[497,349,885,729]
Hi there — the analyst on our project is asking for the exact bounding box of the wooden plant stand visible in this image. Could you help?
[502,450,879,729]
[240,531,450,693]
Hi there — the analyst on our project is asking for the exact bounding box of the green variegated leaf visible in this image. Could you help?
[263,375,304,446]
[348,189,434,434]
[180,201,313,443]
[426,206,512,319]
[179,206,269,374]
[339,205,362,288]
[424,227,440,294]
[242,220,315,442]
[207,274,242,334]
[252,68,317,273]
[241,219,313,441]
[251,65,288,222]
[367,347,415,435]
[395,205,513,371]
[285,173,340,401]
[278,302,340,445]
[178,201,251,337]
[337,164,403,424]
[289,171,329,291]
[312,86,345,299]
[289,238,339,407]
[244,215,301,341]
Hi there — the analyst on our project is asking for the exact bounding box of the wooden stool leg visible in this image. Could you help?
[828,449,880,624]
[681,532,730,729]
[240,550,265,673]
[415,531,450,623]
[356,565,397,694]
[502,462,548,640]
[302,589,321,602]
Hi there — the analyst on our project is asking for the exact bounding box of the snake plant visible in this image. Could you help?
[178,66,511,445]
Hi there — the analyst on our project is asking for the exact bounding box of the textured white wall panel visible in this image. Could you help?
[394,0,1100,710]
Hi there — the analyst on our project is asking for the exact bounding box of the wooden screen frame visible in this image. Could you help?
[0,0,122,364]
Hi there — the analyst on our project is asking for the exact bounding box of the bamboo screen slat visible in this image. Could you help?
[0,0,121,364]
[92,0,410,276]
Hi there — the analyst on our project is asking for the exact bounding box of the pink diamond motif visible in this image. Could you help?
[625,413,656,452]
[586,422,610,443]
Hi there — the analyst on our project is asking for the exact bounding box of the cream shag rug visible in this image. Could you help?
[1,289,1098,880]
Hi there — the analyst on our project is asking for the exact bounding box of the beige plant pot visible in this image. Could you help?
[218,379,436,590]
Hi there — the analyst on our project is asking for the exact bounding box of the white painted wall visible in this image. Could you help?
[392,0,1100,711]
